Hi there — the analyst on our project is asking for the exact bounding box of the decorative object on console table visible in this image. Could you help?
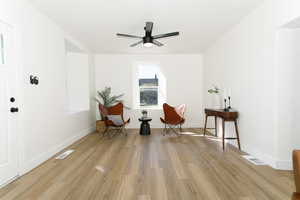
[224,98,229,111]
[228,96,232,110]
[203,108,241,151]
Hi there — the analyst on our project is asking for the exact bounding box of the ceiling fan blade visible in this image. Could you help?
[116,33,143,39]
[152,32,179,39]
[145,22,153,33]
[152,40,164,47]
[130,40,143,47]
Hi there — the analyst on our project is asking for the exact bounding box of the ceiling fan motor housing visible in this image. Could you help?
[143,36,153,44]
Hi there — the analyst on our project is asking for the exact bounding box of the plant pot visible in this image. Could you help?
[96,120,106,134]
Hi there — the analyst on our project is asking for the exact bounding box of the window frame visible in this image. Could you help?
[132,62,166,110]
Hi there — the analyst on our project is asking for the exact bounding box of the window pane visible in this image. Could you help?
[140,87,158,106]
[139,76,158,87]
[0,34,4,65]
[139,75,159,106]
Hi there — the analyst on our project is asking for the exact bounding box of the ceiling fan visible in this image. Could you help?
[116,22,179,48]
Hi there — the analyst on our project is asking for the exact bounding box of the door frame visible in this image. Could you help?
[0,16,24,187]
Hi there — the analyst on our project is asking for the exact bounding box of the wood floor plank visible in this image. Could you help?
[0,129,295,200]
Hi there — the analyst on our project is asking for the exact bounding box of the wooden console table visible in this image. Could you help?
[204,108,241,151]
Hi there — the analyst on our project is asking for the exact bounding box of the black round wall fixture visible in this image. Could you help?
[30,75,39,85]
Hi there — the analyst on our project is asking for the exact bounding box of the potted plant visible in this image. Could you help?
[142,110,148,118]
[95,87,126,133]
[208,85,222,109]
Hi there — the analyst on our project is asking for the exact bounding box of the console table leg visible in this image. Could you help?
[234,120,241,150]
[204,115,208,136]
[222,119,225,151]
[214,116,218,137]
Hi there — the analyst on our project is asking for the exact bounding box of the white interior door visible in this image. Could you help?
[0,22,19,186]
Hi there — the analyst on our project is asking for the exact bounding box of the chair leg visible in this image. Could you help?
[102,127,109,138]
[167,124,180,136]
[204,115,208,136]
[214,116,218,137]
[163,124,167,136]
[108,129,114,139]
[234,120,241,150]
[222,119,225,151]
[109,128,119,138]
[122,126,128,136]
[176,125,181,136]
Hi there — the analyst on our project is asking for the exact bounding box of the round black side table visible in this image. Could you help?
[138,118,152,135]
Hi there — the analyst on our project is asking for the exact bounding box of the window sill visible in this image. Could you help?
[134,106,163,110]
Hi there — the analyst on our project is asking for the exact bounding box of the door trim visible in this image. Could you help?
[0,18,22,188]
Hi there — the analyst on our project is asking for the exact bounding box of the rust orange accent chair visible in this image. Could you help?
[98,102,130,137]
[160,103,186,135]
[292,150,300,200]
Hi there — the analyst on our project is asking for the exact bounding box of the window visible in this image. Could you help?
[133,63,166,109]
[139,74,159,107]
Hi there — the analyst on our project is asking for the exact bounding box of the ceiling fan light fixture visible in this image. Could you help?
[143,37,153,48]
[143,42,153,48]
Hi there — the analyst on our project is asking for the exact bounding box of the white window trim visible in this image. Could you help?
[132,61,166,110]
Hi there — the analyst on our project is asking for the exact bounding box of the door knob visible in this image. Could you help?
[10,107,19,113]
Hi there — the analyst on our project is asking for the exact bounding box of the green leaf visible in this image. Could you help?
[95,87,127,108]
[94,97,101,104]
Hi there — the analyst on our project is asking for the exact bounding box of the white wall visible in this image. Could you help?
[66,52,90,113]
[275,0,300,28]
[203,0,278,167]
[275,28,300,169]
[0,0,96,175]
[203,0,300,170]
[95,54,204,128]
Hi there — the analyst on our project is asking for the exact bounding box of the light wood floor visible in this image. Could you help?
[0,129,295,200]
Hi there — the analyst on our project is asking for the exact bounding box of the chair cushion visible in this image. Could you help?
[107,115,124,126]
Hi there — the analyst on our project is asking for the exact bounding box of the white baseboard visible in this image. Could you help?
[184,122,202,128]
[241,144,293,170]
[275,160,292,170]
[0,175,19,189]
[241,144,277,169]
[20,126,95,176]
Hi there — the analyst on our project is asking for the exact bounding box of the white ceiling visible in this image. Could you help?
[29,0,263,54]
